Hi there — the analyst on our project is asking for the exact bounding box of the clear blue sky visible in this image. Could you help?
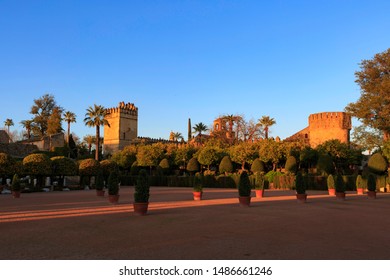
[1,0,389,141]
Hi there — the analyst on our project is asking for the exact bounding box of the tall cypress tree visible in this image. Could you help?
[188,118,192,142]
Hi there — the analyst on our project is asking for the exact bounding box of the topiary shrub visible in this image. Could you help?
[51,156,77,187]
[158,158,171,175]
[327,174,335,189]
[367,173,376,192]
[254,172,265,190]
[193,173,203,192]
[335,174,346,193]
[79,158,100,188]
[285,155,298,174]
[11,174,21,192]
[107,171,120,195]
[95,173,105,191]
[219,156,233,175]
[356,175,364,190]
[251,158,265,174]
[238,171,251,197]
[134,169,150,203]
[187,157,200,174]
[317,154,334,176]
[100,159,118,182]
[295,172,305,194]
[23,154,52,189]
[367,153,388,175]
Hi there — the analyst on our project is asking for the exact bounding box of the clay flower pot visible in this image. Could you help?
[255,189,264,198]
[96,190,105,197]
[193,191,203,201]
[238,196,251,207]
[367,191,376,199]
[328,189,336,196]
[357,188,364,195]
[296,193,307,203]
[133,202,149,215]
[108,194,120,204]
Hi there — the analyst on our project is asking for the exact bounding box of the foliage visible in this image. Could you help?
[285,155,297,174]
[335,174,346,193]
[51,156,77,176]
[299,146,318,169]
[356,175,364,189]
[30,94,63,137]
[11,174,21,192]
[345,48,390,139]
[84,104,110,160]
[107,171,120,195]
[238,171,251,197]
[351,125,383,153]
[254,172,265,190]
[136,144,164,169]
[367,153,388,175]
[193,173,203,192]
[295,172,305,194]
[192,122,208,145]
[78,158,100,176]
[158,158,171,174]
[174,145,197,167]
[264,170,282,184]
[46,106,63,135]
[100,159,118,177]
[197,146,222,169]
[367,173,376,192]
[23,154,52,176]
[316,154,334,176]
[219,155,233,174]
[258,139,283,170]
[111,145,137,170]
[229,142,257,170]
[134,170,150,203]
[0,153,15,176]
[95,173,105,191]
[327,174,335,189]
[251,158,266,174]
[258,115,276,139]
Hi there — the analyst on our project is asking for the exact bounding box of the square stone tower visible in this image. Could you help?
[104,101,138,154]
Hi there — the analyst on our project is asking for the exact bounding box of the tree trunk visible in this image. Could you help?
[95,125,100,161]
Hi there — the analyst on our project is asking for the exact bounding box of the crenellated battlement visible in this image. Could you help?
[106,101,138,116]
[309,112,351,130]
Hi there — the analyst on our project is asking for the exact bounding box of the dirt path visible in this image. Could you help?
[1,187,389,260]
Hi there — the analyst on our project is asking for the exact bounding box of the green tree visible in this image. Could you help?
[111,145,137,171]
[285,155,298,174]
[4,118,14,135]
[258,139,282,171]
[219,155,233,174]
[172,132,183,142]
[136,144,164,174]
[351,125,383,154]
[193,122,208,145]
[83,135,95,155]
[30,94,63,136]
[197,146,222,170]
[23,154,52,189]
[187,157,200,174]
[251,158,266,174]
[84,104,110,160]
[345,48,390,140]
[229,142,257,170]
[258,116,276,139]
[20,120,34,139]
[51,156,77,187]
[46,106,63,136]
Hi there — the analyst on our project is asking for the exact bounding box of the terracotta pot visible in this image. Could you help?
[328,189,336,196]
[296,193,307,203]
[108,194,120,204]
[96,190,105,197]
[255,189,264,198]
[367,191,376,199]
[12,191,21,198]
[357,188,364,195]
[193,191,203,201]
[238,196,251,207]
[335,192,346,200]
[133,202,149,215]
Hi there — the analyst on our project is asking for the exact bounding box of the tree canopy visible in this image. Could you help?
[345,48,390,140]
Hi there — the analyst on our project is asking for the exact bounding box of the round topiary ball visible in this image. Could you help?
[187,157,200,174]
[367,153,388,175]
[251,158,265,174]
[219,156,233,174]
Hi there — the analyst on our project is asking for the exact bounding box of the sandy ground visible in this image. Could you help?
[0,187,389,260]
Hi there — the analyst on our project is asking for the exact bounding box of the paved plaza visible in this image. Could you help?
[1,187,389,260]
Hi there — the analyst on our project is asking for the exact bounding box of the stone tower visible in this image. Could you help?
[104,101,138,153]
[308,112,351,147]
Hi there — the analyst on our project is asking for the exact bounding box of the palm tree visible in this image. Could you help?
[84,105,110,160]
[4,118,14,135]
[83,135,95,155]
[193,122,208,145]
[20,120,34,139]
[63,111,77,145]
[258,116,276,139]
[173,132,184,142]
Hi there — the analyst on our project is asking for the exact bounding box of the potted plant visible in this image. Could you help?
[107,171,120,203]
[327,174,336,196]
[335,174,346,200]
[367,173,377,199]
[238,171,252,207]
[254,172,265,198]
[192,173,203,201]
[11,174,21,198]
[95,173,105,197]
[295,172,307,203]
[134,169,150,215]
[356,174,364,195]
